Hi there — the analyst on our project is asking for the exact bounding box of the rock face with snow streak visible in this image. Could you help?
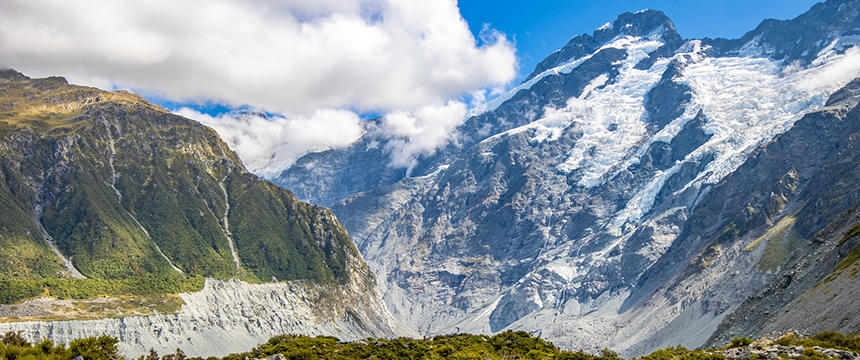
[279,0,860,355]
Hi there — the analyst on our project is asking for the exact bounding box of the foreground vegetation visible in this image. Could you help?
[0,332,122,360]
[1,330,857,360]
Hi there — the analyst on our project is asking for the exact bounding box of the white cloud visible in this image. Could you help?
[175,108,364,178]
[383,101,467,174]
[0,0,517,111]
[798,46,860,91]
[0,0,516,175]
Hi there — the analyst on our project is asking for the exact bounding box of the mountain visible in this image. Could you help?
[705,80,860,346]
[0,70,404,356]
[276,0,860,355]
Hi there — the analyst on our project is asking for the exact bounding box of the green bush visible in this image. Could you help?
[799,348,829,360]
[729,336,753,348]
[70,336,121,360]
[1,332,30,347]
[0,331,73,360]
[773,333,801,347]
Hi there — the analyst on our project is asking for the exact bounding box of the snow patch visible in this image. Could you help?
[218,174,242,270]
[685,46,860,186]
[33,203,86,279]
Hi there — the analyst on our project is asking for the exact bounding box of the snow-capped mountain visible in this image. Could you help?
[276,0,860,355]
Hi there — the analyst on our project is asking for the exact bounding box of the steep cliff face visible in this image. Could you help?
[277,0,860,355]
[0,70,405,352]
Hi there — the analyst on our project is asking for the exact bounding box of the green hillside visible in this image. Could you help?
[0,70,369,303]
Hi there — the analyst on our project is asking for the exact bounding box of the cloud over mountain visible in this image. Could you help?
[0,0,517,174]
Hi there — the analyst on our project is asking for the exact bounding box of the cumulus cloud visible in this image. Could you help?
[382,101,467,173]
[797,46,860,91]
[0,0,516,113]
[0,0,516,175]
[175,108,364,178]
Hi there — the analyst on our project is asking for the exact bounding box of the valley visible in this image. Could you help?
[0,0,857,358]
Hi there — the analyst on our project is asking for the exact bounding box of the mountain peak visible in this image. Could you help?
[601,9,677,38]
[525,9,681,82]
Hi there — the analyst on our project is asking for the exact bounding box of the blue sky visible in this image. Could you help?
[460,0,821,84]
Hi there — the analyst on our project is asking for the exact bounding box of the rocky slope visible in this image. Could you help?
[616,75,860,355]
[275,118,407,207]
[0,70,404,353]
[276,0,860,355]
[706,205,860,348]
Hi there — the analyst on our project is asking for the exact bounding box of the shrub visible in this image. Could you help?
[807,331,860,352]
[773,333,801,347]
[729,337,753,348]
[799,348,829,360]
[556,351,596,360]
[600,348,622,359]
[1,331,29,347]
[70,335,121,360]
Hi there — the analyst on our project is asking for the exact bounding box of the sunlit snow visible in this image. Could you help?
[468,27,666,118]
[609,46,860,228]
[554,35,666,186]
